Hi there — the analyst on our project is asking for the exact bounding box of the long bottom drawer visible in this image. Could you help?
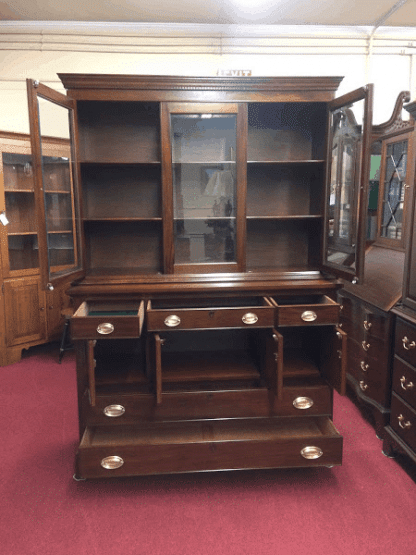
[76,416,343,479]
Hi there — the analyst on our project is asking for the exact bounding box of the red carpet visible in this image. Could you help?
[1,343,415,555]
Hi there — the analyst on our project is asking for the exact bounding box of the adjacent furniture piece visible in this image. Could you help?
[384,100,416,464]
[26,74,373,479]
[338,247,404,437]
[0,131,74,366]
[338,93,413,438]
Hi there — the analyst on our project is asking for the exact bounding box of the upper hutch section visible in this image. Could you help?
[28,74,371,287]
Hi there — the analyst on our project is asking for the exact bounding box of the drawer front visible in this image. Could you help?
[392,356,416,410]
[395,318,416,366]
[347,339,391,406]
[71,301,144,340]
[83,382,333,426]
[274,296,340,327]
[338,293,362,324]
[76,417,343,479]
[147,303,274,331]
[390,393,416,452]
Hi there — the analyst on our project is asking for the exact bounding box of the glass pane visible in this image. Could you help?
[380,139,407,240]
[2,151,39,270]
[171,113,237,265]
[326,100,365,270]
[367,140,381,241]
[37,97,80,279]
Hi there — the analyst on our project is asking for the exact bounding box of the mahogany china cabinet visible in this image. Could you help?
[338,92,413,438]
[383,100,416,465]
[0,130,75,366]
[26,74,373,479]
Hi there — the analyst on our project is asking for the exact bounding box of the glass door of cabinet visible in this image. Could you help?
[27,80,84,290]
[322,85,373,283]
[0,140,39,276]
[162,103,246,273]
[376,133,411,250]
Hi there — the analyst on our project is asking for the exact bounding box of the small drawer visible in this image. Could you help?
[146,297,274,331]
[390,393,416,452]
[392,356,416,410]
[271,295,340,327]
[395,318,416,366]
[71,300,145,340]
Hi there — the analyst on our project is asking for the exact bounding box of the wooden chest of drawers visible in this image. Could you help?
[384,312,416,461]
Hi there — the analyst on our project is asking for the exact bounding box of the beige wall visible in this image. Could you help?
[1,22,415,134]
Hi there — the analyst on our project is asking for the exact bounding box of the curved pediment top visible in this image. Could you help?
[373,90,413,138]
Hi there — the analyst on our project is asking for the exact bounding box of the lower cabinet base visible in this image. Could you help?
[383,426,416,463]
[76,416,343,479]
[346,376,390,440]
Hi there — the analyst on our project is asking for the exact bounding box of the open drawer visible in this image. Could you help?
[76,416,343,478]
[71,300,145,340]
[146,297,275,331]
[270,295,340,327]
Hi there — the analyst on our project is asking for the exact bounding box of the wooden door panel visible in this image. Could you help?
[4,277,46,346]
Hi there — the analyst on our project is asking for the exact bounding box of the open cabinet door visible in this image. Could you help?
[26,79,84,291]
[322,85,373,284]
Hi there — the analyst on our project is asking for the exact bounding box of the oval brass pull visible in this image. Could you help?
[101,456,124,470]
[300,446,323,460]
[361,341,370,352]
[242,312,258,325]
[360,361,369,372]
[359,380,368,391]
[293,396,314,410]
[301,310,317,322]
[97,322,114,335]
[164,315,181,327]
[400,376,414,391]
[402,336,416,350]
[398,414,412,430]
[363,320,372,331]
[103,404,126,418]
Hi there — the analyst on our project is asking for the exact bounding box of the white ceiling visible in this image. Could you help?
[0,0,416,27]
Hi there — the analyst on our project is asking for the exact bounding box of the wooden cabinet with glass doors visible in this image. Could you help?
[0,131,76,366]
[338,92,414,438]
[27,75,373,479]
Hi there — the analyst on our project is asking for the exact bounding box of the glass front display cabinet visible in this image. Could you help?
[27,74,373,479]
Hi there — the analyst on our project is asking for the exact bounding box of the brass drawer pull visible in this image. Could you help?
[301,310,317,322]
[398,414,412,430]
[400,376,414,391]
[164,315,181,327]
[360,361,369,372]
[103,404,126,417]
[101,456,124,470]
[300,446,323,460]
[97,322,114,335]
[242,312,258,325]
[293,396,314,410]
[402,336,416,350]
[359,380,368,391]
[363,320,372,331]
[361,341,370,352]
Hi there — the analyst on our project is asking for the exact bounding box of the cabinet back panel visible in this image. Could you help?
[85,221,162,273]
[8,236,39,271]
[5,192,37,233]
[247,220,320,271]
[77,102,160,163]
[247,103,327,162]
[247,165,323,216]
[82,165,161,219]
